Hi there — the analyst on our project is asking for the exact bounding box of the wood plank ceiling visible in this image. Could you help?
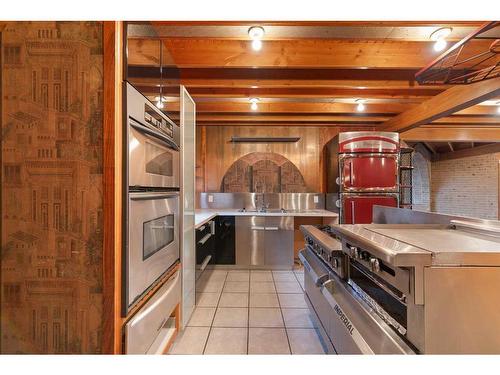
[125,21,500,148]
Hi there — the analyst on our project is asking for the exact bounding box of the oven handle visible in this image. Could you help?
[129,117,179,151]
[298,248,329,287]
[199,255,212,272]
[198,233,212,245]
[130,192,179,201]
[150,225,175,230]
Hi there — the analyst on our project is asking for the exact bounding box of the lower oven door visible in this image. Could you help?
[127,191,179,313]
[320,274,415,354]
[341,194,398,224]
[299,248,336,354]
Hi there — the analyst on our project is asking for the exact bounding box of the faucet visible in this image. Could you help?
[253,193,268,212]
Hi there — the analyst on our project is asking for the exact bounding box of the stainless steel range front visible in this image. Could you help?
[300,212,500,354]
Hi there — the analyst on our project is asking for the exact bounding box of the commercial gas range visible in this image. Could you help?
[300,218,500,354]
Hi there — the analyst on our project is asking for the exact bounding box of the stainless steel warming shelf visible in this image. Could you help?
[333,223,500,267]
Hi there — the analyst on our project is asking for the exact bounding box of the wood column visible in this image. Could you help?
[103,21,124,354]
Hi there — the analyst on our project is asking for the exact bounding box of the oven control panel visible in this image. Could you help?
[304,235,346,279]
[144,103,174,138]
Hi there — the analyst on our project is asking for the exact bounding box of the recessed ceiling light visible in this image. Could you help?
[430,27,452,52]
[355,99,366,112]
[248,26,265,51]
[251,39,262,51]
[430,27,453,41]
[250,98,259,110]
[248,26,265,40]
[433,38,447,52]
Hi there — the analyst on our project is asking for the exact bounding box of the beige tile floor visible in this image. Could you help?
[169,268,326,355]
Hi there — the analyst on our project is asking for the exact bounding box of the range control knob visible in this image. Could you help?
[349,246,359,259]
[331,258,339,268]
[306,237,313,245]
[370,258,380,273]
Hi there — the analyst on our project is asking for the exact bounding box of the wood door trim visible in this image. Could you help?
[102,21,124,354]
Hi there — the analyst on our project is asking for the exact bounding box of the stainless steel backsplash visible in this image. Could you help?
[197,192,326,210]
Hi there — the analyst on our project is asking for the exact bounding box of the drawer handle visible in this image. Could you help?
[251,226,265,230]
[199,255,212,271]
[198,233,212,245]
[265,226,279,231]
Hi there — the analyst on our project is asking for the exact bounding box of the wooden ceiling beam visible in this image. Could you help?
[137,86,441,99]
[191,101,415,114]
[381,77,500,133]
[196,122,377,127]
[128,76,443,90]
[195,114,389,122]
[128,38,491,69]
[401,126,500,142]
[148,21,484,27]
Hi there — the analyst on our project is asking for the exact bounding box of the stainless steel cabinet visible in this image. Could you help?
[264,216,294,267]
[236,216,265,266]
[235,216,293,268]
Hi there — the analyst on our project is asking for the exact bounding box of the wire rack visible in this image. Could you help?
[416,22,500,85]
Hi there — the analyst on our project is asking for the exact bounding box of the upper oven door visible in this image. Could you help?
[339,154,398,192]
[126,191,180,313]
[128,119,180,189]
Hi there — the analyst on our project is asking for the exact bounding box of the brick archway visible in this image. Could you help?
[220,152,309,193]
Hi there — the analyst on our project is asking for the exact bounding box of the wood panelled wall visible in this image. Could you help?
[196,125,374,194]
[1,21,104,354]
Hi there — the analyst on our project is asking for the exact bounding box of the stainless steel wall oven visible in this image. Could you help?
[123,82,181,316]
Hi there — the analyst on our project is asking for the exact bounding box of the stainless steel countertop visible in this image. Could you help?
[195,208,338,229]
[327,224,500,267]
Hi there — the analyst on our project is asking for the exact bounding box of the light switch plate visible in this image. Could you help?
[313,196,319,203]
[208,194,214,203]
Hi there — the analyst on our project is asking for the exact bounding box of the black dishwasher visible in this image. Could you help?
[215,216,235,264]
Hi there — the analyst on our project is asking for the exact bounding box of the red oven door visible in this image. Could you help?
[342,195,398,224]
[341,155,398,192]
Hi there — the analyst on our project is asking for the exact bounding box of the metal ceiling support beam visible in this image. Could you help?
[381,76,500,133]
[424,142,437,155]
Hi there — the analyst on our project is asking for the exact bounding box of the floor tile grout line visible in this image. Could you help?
[202,270,228,355]
[272,271,293,355]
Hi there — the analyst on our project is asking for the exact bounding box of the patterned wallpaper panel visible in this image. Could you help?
[221,152,308,193]
[1,22,104,353]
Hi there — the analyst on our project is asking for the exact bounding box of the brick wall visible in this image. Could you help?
[412,144,431,211]
[430,153,500,219]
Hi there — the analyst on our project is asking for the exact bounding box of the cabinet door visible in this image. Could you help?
[236,216,265,266]
[265,216,294,268]
[341,155,398,191]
